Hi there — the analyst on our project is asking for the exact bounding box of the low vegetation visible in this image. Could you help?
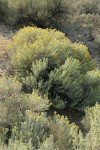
[0,0,100,62]
[8,27,99,110]
[0,26,99,149]
[0,0,100,149]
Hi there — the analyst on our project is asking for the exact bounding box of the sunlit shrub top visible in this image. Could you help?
[9,26,95,74]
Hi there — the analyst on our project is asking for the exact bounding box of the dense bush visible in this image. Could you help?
[11,111,49,148]
[0,110,78,150]
[1,0,99,67]
[60,1,100,64]
[75,0,100,14]
[0,104,100,149]
[8,27,99,110]
[0,77,22,100]
[46,57,83,109]
[0,0,100,149]
[0,0,70,26]
[9,27,95,76]
[73,104,100,150]
[48,113,78,150]
[0,77,22,126]
[81,69,100,109]
[0,0,8,21]
[0,0,100,58]
[0,77,50,133]
[1,0,99,25]
[0,140,33,150]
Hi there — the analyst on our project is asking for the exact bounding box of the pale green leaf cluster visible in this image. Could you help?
[7,27,99,110]
[73,104,100,150]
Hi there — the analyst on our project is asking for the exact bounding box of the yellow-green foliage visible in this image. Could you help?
[0,102,7,125]
[17,91,50,112]
[0,137,55,150]
[0,77,22,100]
[9,27,95,74]
[82,103,100,131]
[81,69,100,108]
[73,104,100,150]
[0,139,33,150]
[48,113,78,150]
[0,110,78,150]
[0,104,100,150]
[0,93,50,128]
[47,57,83,108]
[0,77,50,128]
[11,110,49,148]
[38,136,54,150]
[7,27,98,110]
[21,58,49,92]
[0,77,22,126]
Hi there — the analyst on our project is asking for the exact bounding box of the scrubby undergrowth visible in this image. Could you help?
[0,0,100,66]
[8,27,100,110]
[0,18,100,150]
